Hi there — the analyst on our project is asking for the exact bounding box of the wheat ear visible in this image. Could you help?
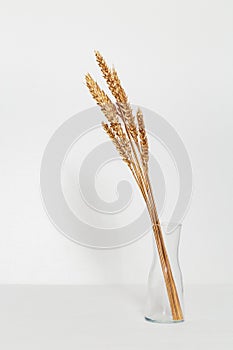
[102,123,131,166]
[95,51,127,104]
[85,73,117,123]
[136,108,149,169]
[94,51,138,144]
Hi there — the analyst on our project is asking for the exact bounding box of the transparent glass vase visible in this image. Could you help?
[145,223,184,323]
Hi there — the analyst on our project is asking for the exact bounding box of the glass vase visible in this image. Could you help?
[145,223,184,323]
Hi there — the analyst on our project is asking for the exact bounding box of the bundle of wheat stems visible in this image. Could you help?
[85,51,183,321]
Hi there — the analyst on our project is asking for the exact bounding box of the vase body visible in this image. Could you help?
[145,223,184,323]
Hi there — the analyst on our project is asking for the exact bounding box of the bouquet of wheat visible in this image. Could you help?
[85,51,183,321]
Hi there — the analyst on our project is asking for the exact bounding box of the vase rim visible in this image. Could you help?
[156,222,182,227]
[154,222,182,234]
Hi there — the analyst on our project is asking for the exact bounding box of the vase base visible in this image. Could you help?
[145,316,184,324]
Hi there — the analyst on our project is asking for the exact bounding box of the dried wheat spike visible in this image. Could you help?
[85,73,110,105]
[111,68,128,103]
[136,108,149,168]
[95,51,127,103]
[85,73,118,123]
[117,102,138,144]
[95,51,111,82]
[109,123,132,160]
[102,122,131,166]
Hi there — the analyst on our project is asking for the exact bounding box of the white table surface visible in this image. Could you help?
[0,285,232,349]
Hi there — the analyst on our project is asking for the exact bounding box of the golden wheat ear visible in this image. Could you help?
[102,122,131,166]
[136,108,149,168]
[94,52,137,144]
[95,51,111,81]
[85,73,110,105]
[85,73,118,124]
[94,51,127,104]
[94,52,137,142]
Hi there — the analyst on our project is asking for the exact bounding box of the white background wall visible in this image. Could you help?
[0,0,232,285]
